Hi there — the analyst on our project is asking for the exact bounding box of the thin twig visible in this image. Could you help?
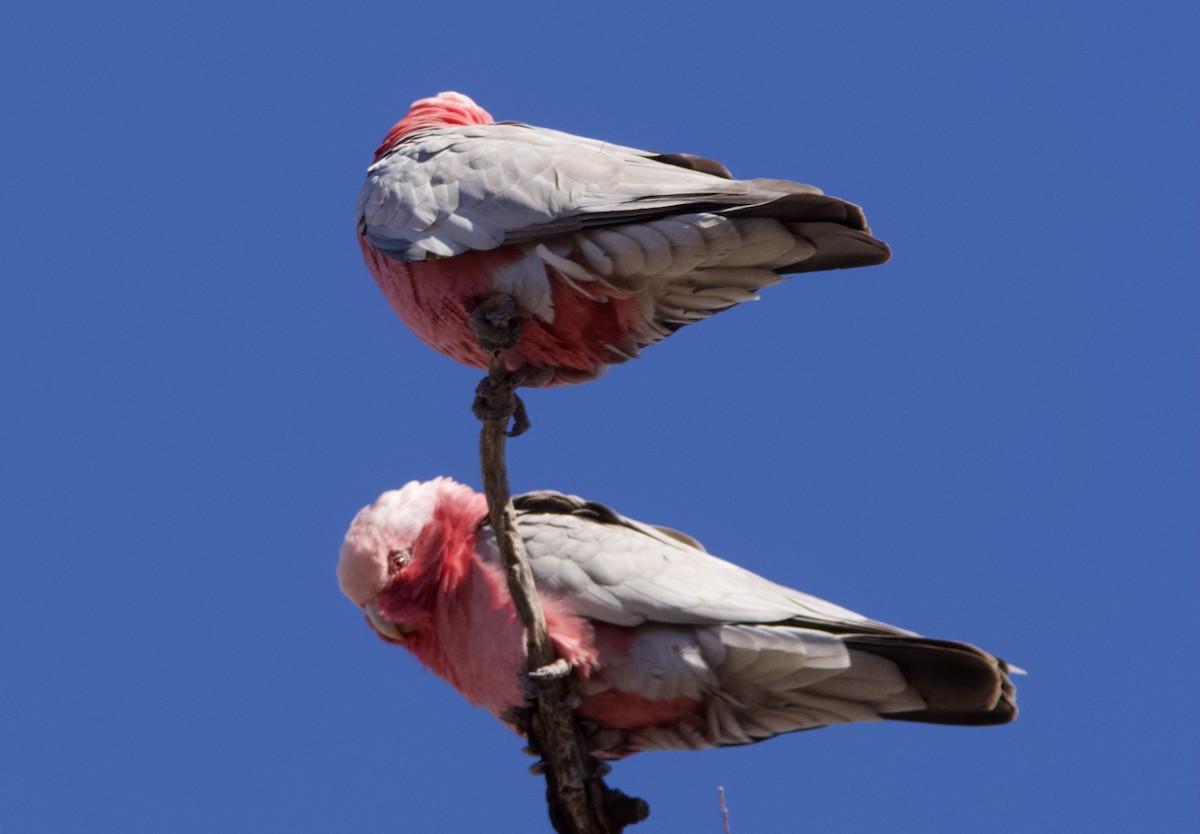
[477,349,648,834]
[718,786,731,834]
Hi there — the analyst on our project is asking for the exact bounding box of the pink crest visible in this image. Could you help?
[373,91,494,160]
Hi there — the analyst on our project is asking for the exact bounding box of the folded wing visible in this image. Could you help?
[490,491,1016,752]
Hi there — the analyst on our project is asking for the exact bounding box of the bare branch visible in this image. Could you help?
[477,348,648,834]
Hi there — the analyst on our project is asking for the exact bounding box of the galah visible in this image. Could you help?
[357,92,891,387]
[338,479,1017,757]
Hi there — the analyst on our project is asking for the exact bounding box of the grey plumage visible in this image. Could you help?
[360,123,870,259]
[477,490,1017,752]
[359,121,890,358]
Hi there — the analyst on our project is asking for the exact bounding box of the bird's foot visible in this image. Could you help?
[529,658,572,682]
[521,658,574,701]
[470,294,522,351]
[472,373,530,437]
[472,364,552,436]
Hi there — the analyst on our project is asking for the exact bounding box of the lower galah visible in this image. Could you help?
[338,478,1017,757]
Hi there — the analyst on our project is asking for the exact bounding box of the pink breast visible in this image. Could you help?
[360,236,642,386]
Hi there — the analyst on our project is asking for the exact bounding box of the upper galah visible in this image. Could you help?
[357,92,891,387]
[338,478,1017,757]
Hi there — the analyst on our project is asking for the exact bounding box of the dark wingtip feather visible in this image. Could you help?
[651,152,736,180]
[782,223,892,273]
[846,635,1019,726]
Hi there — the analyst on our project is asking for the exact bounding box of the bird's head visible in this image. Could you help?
[337,478,487,642]
[373,91,494,161]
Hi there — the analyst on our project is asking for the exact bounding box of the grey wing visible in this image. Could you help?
[506,491,909,636]
[488,492,1016,749]
[357,122,851,262]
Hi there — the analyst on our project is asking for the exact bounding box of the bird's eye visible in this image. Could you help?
[387,548,411,572]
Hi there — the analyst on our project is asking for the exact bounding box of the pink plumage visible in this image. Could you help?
[357,92,891,385]
[338,479,1017,757]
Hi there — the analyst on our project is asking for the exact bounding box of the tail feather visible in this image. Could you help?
[844,635,1018,726]
[781,222,892,274]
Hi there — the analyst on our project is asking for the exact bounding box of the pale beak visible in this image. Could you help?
[365,601,406,641]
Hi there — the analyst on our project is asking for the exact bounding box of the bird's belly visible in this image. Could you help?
[361,236,643,386]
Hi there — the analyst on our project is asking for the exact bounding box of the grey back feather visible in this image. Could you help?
[500,490,907,635]
[359,122,888,269]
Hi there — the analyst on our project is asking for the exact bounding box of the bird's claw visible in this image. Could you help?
[472,376,530,437]
[529,658,572,682]
[470,294,523,351]
[506,396,530,438]
[470,294,531,437]
[521,658,573,700]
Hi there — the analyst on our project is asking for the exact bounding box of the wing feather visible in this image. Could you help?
[501,491,908,635]
[358,122,868,263]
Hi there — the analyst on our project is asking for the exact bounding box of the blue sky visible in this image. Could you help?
[3,2,1196,831]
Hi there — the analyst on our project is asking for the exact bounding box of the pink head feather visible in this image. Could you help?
[337,477,488,607]
[373,91,494,161]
